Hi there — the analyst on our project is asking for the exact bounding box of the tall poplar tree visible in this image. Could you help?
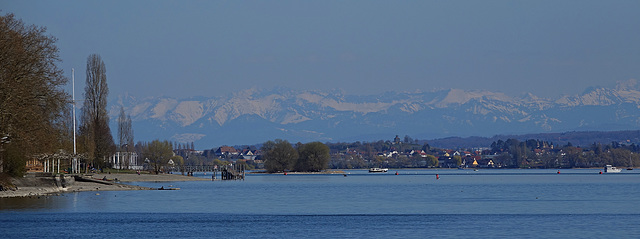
[117,106,134,168]
[79,54,114,170]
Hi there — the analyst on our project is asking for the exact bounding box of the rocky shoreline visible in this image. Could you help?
[0,172,208,198]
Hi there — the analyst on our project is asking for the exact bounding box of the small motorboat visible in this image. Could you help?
[369,168,389,173]
[604,165,622,173]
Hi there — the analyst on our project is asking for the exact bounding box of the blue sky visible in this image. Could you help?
[3,0,639,99]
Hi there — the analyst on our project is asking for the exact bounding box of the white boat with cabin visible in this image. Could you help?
[604,165,622,173]
[369,168,388,173]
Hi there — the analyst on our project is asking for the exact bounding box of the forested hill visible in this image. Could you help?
[426,130,640,149]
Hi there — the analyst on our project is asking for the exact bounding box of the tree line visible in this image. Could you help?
[487,139,639,168]
[324,138,640,169]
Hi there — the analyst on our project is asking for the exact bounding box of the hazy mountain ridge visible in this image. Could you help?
[427,130,640,149]
[109,80,640,148]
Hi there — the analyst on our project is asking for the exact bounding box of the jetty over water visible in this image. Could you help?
[168,164,245,180]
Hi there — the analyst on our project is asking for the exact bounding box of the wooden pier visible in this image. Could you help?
[218,165,245,180]
[168,164,245,180]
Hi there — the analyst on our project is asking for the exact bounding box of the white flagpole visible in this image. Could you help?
[72,68,77,174]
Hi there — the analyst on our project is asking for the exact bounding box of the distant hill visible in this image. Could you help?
[109,79,640,149]
[426,130,640,149]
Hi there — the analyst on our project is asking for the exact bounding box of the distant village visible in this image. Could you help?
[98,134,639,173]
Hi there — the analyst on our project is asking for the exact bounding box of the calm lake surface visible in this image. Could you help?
[2,169,639,238]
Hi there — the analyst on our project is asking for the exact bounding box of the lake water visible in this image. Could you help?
[1,169,639,238]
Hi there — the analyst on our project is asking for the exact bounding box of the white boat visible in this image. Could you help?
[369,168,388,173]
[604,165,622,173]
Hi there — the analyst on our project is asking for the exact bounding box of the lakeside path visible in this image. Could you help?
[0,173,208,198]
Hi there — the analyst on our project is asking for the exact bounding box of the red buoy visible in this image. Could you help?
[599,171,603,174]
[557,170,560,174]
[436,174,439,180]
[395,171,398,175]
[284,172,287,175]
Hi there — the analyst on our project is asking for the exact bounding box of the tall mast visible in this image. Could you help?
[72,68,76,155]
[72,68,77,173]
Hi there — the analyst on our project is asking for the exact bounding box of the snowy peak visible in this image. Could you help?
[169,101,205,127]
[108,84,640,147]
[616,79,639,91]
[434,89,513,107]
[555,85,640,106]
[212,93,284,126]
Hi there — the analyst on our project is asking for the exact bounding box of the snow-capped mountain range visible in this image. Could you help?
[109,80,640,149]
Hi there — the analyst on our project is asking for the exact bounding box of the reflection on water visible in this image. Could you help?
[2,212,636,238]
[1,169,639,214]
[0,194,68,211]
[2,169,640,238]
